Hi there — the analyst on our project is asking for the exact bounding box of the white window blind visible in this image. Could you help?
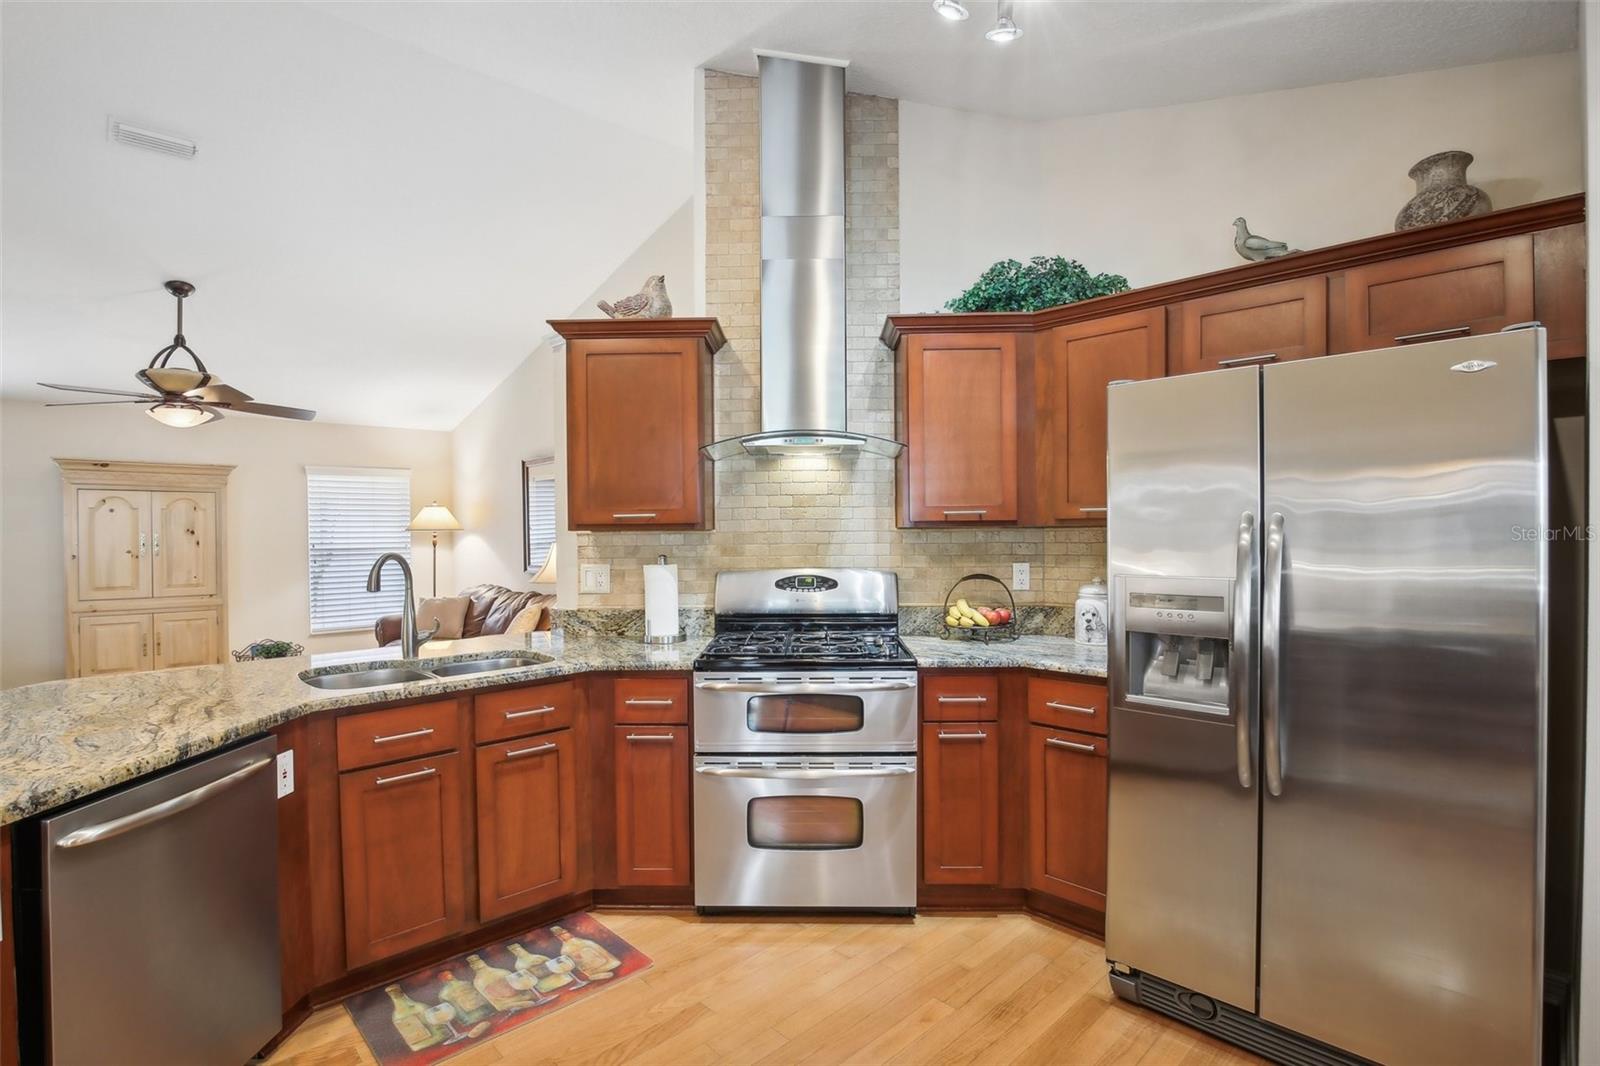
[525,458,557,574]
[307,467,412,633]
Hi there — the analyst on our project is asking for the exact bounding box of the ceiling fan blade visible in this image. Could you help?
[188,383,254,405]
[38,382,158,399]
[226,401,317,421]
[44,399,148,407]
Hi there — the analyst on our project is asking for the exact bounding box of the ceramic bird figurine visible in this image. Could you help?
[1232,218,1299,262]
[597,275,672,319]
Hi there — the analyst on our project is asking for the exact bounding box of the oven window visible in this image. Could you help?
[747,796,864,850]
[745,694,864,733]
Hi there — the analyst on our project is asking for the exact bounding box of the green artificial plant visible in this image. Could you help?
[945,256,1130,313]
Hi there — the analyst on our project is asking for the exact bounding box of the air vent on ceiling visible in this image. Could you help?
[108,119,197,159]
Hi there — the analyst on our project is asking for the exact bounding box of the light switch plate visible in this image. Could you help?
[276,749,294,798]
[1012,562,1031,591]
[581,563,611,594]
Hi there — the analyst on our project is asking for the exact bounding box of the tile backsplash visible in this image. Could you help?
[575,71,1107,608]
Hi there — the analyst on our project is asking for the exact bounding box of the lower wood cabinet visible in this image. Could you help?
[612,725,691,886]
[152,609,220,669]
[920,722,1000,885]
[475,729,579,921]
[339,750,469,969]
[1027,726,1108,911]
[75,607,220,676]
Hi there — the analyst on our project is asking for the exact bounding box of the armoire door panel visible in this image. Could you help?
[151,491,218,598]
[75,489,151,600]
[152,609,219,669]
[75,613,152,676]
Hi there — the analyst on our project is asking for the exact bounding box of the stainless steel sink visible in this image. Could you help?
[427,655,549,678]
[299,667,435,690]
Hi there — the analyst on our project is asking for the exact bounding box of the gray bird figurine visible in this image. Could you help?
[1232,218,1299,262]
[597,274,672,319]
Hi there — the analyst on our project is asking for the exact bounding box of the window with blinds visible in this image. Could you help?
[306,467,412,633]
[524,457,557,575]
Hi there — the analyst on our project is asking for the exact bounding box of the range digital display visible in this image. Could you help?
[1129,592,1225,612]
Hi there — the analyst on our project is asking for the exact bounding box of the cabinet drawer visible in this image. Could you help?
[474,680,577,742]
[1027,675,1107,734]
[920,673,1000,722]
[614,676,688,724]
[336,699,460,771]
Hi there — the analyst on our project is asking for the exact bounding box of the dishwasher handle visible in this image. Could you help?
[55,756,274,849]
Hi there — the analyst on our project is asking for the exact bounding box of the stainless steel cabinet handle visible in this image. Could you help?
[695,766,914,779]
[1216,353,1278,367]
[1045,700,1096,716]
[624,698,675,706]
[138,531,147,557]
[1395,325,1471,344]
[942,509,987,517]
[153,531,161,556]
[936,695,988,704]
[1262,512,1286,797]
[55,756,273,848]
[505,742,557,759]
[375,766,437,786]
[695,679,915,693]
[1046,737,1098,754]
[937,731,988,741]
[625,732,675,742]
[611,512,657,520]
[372,727,434,744]
[1231,511,1256,790]
[504,705,556,719]
[1078,506,1108,514]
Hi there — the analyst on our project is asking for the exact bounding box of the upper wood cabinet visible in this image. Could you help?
[74,490,152,601]
[1173,276,1327,375]
[1033,308,1165,521]
[1339,236,1533,352]
[554,318,723,531]
[151,491,218,598]
[898,332,1019,525]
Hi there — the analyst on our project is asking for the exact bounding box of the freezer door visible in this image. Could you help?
[1104,366,1261,1012]
[1259,330,1546,1065]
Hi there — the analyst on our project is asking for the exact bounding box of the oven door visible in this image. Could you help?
[692,672,918,753]
[693,755,917,910]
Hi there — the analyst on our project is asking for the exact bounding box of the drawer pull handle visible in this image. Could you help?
[1395,325,1471,344]
[937,695,988,704]
[1046,737,1098,754]
[1045,700,1097,716]
[625,733,675,742]
[611,512,657,520]
[1215,353,1278,368]
[373,727,435,744]
[624,698,675,706]
[1077,507,1108,514]
[937,730,988,741]
[506,742,557,759]
[504,705,556,720]
[375,766,436,786]
[942,509,987,517]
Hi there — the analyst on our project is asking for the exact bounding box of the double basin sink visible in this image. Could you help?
[299,653,552,691]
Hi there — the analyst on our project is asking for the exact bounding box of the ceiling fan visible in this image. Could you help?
[39,280,317,427]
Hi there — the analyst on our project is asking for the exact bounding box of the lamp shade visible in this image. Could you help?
[529,542,557,586]
[408,502,462,532]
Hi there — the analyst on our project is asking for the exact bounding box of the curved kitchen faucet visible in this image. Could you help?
[367,552,437,659]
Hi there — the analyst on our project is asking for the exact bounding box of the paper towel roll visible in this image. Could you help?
[643,561,680,642]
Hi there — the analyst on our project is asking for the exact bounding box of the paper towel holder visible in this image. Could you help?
[643,553,684,645]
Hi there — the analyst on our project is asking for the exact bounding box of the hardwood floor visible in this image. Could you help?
[267,912,1264,1065]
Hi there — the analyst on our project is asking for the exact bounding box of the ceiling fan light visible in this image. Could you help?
[141,366,208,394]
[147,402,215,428]
[986,14,1023,41]
[932,0,970,20]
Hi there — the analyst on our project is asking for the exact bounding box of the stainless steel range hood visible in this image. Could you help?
[703,53,903,461]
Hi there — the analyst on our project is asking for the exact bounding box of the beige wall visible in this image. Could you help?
[0,400,453,687]
[1579,8,1598,1061]
[903,52,1583,312]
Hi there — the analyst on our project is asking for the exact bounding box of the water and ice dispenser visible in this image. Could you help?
[1118,577,1234,715]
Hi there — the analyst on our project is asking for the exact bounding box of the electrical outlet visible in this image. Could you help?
[276,749,295,798]
[581,563,611,594]
[1012,562,1031,591]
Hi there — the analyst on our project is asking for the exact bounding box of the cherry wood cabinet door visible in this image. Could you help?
[1173,276,1327,375]
[901,333,1019,524]
[1027,726,1108,911]
[151,608,219,669]
[1035,309,1164,521]
[567,337,709,529]
[150,490,218,598]
[476,729,579,921]
[1533,223,1586,360]
[339,751,469,968]
[1339,236,1533,353]
[921,722,1001,885]
[74,489,151,601]
[612,725,691,886]
[75,613,152,676]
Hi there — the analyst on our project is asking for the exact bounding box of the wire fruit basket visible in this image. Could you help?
[940,573,1019,642]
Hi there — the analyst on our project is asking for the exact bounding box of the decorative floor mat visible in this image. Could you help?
[344,912,652,1065]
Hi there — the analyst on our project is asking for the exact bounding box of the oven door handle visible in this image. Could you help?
[693,680,916,693]
[693,766,915,779]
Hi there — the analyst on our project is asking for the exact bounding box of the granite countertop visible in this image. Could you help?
[0,630,1105,826]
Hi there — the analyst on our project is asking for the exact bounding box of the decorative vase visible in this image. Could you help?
[1394,151,1492,231]
[1074,577,1108,646]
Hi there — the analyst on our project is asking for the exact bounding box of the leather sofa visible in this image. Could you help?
[374,583,554,647]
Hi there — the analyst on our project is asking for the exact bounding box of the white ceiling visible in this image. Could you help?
[2,1,1577,429]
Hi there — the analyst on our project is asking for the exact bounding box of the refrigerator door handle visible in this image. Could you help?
[1230,511,1256,789]
[1262,512,1286,796]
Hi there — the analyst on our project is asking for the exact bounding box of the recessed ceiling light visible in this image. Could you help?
[932,0,970,21]
[986,13,1023,42]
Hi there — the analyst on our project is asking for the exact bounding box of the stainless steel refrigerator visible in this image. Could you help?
[1104,328,1547,1066]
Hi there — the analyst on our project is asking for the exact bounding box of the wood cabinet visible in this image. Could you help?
[612,724,691,886]
[75,613,151,676]
[151,491,219,598]
[74,489,151,601]
[1027,726,1108,911]
[899,332,1019,525]
[921,672,1000,722]
[1173,276,1327,375]
[152,609,220,670]
[1034,309,1165,520]
[475,728,579,920]
[921,722,1000,885]
[1339,236,1533,353]
[554,318,723,531]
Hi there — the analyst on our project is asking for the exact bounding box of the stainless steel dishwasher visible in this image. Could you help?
[36,735,281,1065]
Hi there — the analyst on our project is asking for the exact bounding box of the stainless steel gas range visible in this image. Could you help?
[692,568,918,913]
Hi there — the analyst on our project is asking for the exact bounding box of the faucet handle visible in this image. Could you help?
[419,621,441,645]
